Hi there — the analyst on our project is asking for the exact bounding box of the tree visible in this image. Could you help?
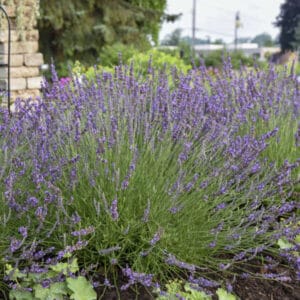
[251,33,274,47]
[213,39,224,45]
[275,0,300,51]
[236,37,251,44]
[293,21,300,49]
[38,0,171,67]
[161,28,183,46]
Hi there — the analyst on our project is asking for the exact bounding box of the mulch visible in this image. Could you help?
[95,275,300,300]
[95,262,300,300]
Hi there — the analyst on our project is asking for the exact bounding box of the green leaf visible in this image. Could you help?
[49,282,69,296]
[5,264,26,281]
[184,283,211,300]
[34,285,52,300]
[34,282,67,300]
[9,290,34,300]
[66,276,97,300]
[277,238,294,249]
[50,258,79,275]
[216,288,237,300]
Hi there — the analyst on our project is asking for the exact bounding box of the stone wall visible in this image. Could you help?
[0,0,43,106]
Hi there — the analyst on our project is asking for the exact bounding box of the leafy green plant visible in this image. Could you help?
[6,257,97,300]
[199,50,265,69]
[154,279,211,300]
[154,280,238,300]
[216,288,238,300]
[98,42,140,67]
[128,48,191,76]
[73,48,191,81]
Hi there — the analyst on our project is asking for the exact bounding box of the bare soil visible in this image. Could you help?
[95,262,300,300]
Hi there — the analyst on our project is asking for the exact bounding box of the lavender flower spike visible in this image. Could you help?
[110,198,119,221]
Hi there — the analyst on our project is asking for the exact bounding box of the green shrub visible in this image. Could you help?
[73,48,191,81]
[127,48,191,76]
[202,50,264,69]
[98,43,141,67]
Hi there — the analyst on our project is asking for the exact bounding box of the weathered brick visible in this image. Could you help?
[0,30,19,42]
[0,54,23,66]
[0,78,26,90]
[11,89,40,100]
[27,76,43,89]
[3,6,16,17]
[0,41,39,54]
[25,30,39,42]
[24,53,43,66]
[0,66,40,78]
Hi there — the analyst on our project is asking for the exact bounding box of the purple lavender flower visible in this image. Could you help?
[41,279,51,288]
[26,196,38,207]
[71,226,95,237]
[165,254,196,272]
[18,226,28,238]
[150,228,164,246]
[10,238,22,253]
[103,278,113,287]
[110,198,119,221]
[110,258,118,265]
[121,266,154,289]
[215,202,226,211]
[142,199,151,223]
[295,122,300,147]
[71,212,81,224]
[188,275,220,288]
[35,206,48,221]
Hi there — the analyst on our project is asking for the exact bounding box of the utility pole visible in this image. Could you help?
[234,11,241,51]
[192,0,196,54]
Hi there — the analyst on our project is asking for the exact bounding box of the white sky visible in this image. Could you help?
[159,0,285,43]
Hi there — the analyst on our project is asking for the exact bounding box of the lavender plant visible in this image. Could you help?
[0,60,299,297]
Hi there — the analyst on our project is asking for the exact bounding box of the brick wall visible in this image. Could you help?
[0,0,43,106]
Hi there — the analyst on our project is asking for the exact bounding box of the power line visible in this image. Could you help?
[192,0,196,49]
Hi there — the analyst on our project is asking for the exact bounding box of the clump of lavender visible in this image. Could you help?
[0,59,299,292]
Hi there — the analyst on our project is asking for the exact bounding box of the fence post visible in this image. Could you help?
[0,5,11,115]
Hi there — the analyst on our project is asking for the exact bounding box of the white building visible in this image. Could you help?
[194,43,280,61]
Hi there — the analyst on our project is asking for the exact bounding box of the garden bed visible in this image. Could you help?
[0,61,299,299]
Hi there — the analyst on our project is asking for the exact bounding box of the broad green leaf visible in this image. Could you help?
[34,285,52,300]
[9,290,34,300]
[66,276,97,300]
[50,258,79,275]
[277,238,293,249]
[184,283,211,300]
[34,282,67,300]
[5,265,26,281]
[27,272,47,281]
[216,288,237,300]
[49,282,69,296]
[29,270,58,280]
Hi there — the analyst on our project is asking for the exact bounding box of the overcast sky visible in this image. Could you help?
[159,0,285,43]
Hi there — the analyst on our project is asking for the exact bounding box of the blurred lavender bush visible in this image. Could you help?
[0,59,299,295]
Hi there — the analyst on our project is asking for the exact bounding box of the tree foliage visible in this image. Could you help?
[251,33,274,47]
[275,0,300,51]
[161,28,183,46]
[38,0,168,66]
